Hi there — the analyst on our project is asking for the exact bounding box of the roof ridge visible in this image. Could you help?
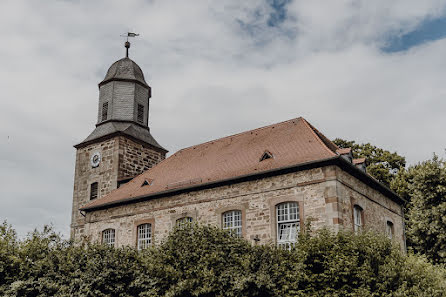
[300,118,338,156]
[175,117,303,154]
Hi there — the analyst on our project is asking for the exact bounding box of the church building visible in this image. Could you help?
[71,43,406,249]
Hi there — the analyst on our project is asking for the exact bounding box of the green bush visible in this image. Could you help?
[0,222,444,297]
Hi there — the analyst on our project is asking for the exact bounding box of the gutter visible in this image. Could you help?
[80,155,405,212]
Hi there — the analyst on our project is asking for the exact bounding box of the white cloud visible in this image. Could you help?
[0,0,445,237]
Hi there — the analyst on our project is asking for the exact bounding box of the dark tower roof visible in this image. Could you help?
[99,57,149,89]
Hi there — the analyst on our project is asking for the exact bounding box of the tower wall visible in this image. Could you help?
[71,136,166,241]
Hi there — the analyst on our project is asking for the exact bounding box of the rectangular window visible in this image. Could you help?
[102,229,115,247]
[386,221,394,239]
[276,202,299,249]
[222,210,242,237]
[353,205,363,233]
[90,182,98,200]
[102,102,109,121]
[137,223,152,250]
[137,104,144,124]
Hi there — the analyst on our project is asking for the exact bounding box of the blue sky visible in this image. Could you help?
[383,15,446,52]
[1,0,446,238]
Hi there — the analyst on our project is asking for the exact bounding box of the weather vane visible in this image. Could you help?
[120,32,140,58]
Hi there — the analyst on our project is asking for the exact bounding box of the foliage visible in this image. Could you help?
[333,138,406,187]
[0,223,444,297]
[391,155,446,265]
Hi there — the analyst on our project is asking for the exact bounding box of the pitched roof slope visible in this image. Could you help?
[81,117,338,210]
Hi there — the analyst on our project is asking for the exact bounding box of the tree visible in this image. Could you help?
[0,223,445,296]
[391,155,446,265]
[333,138,406,188]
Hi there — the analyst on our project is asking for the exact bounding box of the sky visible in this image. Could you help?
[1,0,446,238]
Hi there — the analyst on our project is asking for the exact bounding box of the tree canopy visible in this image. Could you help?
[333,138,406,187]
[0,222,444,297]
[391,155,446,265]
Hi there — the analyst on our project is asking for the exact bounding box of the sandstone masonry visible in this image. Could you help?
[81,165,404,248]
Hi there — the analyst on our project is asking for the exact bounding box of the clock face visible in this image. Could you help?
[90,152,101,168]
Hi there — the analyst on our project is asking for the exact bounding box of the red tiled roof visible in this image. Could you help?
[353,158,366,165]
[81,117,339,211]
[336,148,352,155]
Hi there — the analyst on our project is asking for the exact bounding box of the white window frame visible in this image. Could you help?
[386,221,394,239]
[222,210,242,237]
[137,223,152,250]
[353,205,363,233]
[102,228,115,247]
[176,217,193,228]
[276,202,300,249]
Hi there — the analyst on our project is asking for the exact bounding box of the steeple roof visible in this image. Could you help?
[99,57,149,88]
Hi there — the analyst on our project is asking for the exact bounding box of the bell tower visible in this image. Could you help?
[70,41,167,240]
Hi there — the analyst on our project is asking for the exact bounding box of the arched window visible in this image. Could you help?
[276,202,300,247]
[386,221,394,239]
[102,228,115,247]
[353,205,363,233]
[222,210,242,237]
[137,223,152,250]
[176,217,193,228]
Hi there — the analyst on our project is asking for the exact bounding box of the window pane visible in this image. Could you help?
[276,202,300,248]
[137,223,152,250]
[102,229,115,247]
[222,210,242,237]
[90,182,98,200]
[176,217,193,228]
[353,206,362,233]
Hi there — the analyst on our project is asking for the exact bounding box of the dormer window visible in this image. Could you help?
[102,102,109,121]
[137,104,144,124]
[141,179,153,187]
[260,150,273,161]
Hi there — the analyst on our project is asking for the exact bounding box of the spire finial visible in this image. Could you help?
[121,32,140,58]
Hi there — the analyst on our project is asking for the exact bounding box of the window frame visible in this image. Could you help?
[386,220,394,239]
[276,202,300,248]
[222,210,243,237]
[102,228,115,247]
[353,205,363,233]
[136,223,152,250]
[90,182,98,200]
[176,217,193,228]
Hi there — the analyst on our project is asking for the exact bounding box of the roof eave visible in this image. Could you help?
[80,156,405,212]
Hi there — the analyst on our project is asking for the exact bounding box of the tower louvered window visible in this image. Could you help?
[137,104,144,123]
[90,182,98,200]
[102,102,109,121]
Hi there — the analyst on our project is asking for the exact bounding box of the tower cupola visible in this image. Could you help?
[75,42,165,152]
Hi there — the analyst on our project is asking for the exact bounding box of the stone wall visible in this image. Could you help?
[71,138,118,240]
[117,137,165,181]
[83,165,405,248]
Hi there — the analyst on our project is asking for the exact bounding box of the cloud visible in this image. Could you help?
[0,0,445,238]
